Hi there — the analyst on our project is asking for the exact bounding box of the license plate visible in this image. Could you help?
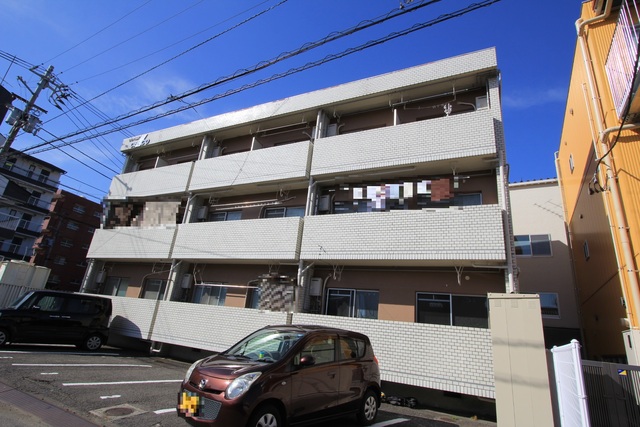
[178,391,202,417]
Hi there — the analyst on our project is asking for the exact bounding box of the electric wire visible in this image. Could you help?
[43,0,153,64]
[30,0,447,149]
[46,0,289,125]
[74,0,274,84]
[61,0,205,74]
[26,0,500,154]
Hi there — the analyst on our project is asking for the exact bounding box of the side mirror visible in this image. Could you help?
[299,355,316,366]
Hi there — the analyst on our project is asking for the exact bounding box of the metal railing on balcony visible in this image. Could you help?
[2,163,60,188]
[0,213,19,231]
[605,0,640,119]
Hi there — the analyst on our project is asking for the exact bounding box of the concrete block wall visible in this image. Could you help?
[188,141,311,192]
[107,162,193,199]
[300,205,505,263]
[172,217,303,260]
[293,312,495,398]
[311,111,497,177]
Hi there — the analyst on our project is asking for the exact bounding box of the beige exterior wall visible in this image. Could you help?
[509,180,581,345]
[557,1,640,360]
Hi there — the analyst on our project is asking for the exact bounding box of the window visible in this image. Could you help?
[67,298,100,314]
[32,295,65,312]
[514,234,552,256]
[263,207,305,218]
[104,277,129,297]
[453,193,482,206]
[539,293,560,318]
[142,279,167,300]
[209,211,242,222]
[325,289,379,319]
[192,285,227,306]
[298,335,336,365]
[339,336,366,360]
[416,293,488,328]
[246,287,261,309]
[27,165,35,178]
[88,227,95,234]
[73,204,86,214]
[60,238,73,248]
[53,256,66,265]
[38,169,50,183]
[67,221,79,231]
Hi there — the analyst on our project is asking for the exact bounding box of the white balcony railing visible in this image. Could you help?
[88,227,177,260]
[107,163,194,200]
[605,0,640,119]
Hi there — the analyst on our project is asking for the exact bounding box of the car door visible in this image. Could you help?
[336,335,367,410]
[288,333,339,423]
[20,293,68,343]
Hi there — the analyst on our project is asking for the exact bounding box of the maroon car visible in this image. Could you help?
[177,325,381,427]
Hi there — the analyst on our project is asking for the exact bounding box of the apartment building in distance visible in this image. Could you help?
[557,0,640,362]
[0,148,64,262]
[31,189,101,291]
[509,179,581,348]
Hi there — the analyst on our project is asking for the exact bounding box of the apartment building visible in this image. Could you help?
[509,179,581,348]
[557,0,640,362]
[83,48,516,337]
[31,189,101,291]
[0,148,64,262]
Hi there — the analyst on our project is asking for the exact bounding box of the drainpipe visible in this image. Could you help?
[576,1,640,328]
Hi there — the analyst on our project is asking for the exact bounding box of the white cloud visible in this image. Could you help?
[502,87,567,109]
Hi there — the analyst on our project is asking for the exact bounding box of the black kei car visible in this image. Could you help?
[178,325,381,427]
[0,290,112,351]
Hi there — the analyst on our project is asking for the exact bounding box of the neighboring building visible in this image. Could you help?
[0,148,64,262]
[557,0,640,362]
[509,179,581,348]
[31,189,101,291]
[83,48,516,344]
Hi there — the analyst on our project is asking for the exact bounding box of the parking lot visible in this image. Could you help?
[0,344,493,427]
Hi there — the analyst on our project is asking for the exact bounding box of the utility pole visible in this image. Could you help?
[0,65,55,161]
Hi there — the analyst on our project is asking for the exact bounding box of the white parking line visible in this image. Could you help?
[0,350,117,356]
[100,395,121,400]
[0,356,13,359]
[63,379,182,386]
[13,363,151,367]
[154,408,175,414]
[373,419,410,427]
[40,372,59,375]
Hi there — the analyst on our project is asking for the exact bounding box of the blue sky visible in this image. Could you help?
[0,0,581,201]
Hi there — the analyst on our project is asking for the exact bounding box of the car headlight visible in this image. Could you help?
[184,359,203,383]
[225,372,261,399]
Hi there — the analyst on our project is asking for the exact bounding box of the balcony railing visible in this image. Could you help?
[1,164,60,189]
[605,0,640,119]
[0,213,19,231]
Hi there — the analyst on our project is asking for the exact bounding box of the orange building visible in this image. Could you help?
[557,0,640,362]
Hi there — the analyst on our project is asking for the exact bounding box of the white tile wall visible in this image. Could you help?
[172,217,303,260]
[300,206,505,263]
[188,141,311,192]
[107,163,193,199]
[311,111,497,177]
[88,227,177,259]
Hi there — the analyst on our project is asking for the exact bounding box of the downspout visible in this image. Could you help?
[576,1,640,328]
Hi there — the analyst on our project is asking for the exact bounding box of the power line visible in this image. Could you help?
[26,0,500,154]
[46,0,289,127]
[27,0,446,151]
[43,0,153,64]
[61,0,205,74]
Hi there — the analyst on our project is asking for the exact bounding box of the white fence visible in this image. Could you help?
[551,340,590,427]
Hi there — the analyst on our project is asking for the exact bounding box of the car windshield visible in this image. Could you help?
[6,292,34,309]
[224,329,305,362]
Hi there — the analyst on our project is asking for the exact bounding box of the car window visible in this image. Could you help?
[66,298,100,314]
[34,295,65,312]
[299,335,336,365]
[340,336,367,360]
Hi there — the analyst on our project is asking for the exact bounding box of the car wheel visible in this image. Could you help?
[247,404,281,427]
[83,334,103,351]
[0,328,8,347]
[356,390,379,426]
